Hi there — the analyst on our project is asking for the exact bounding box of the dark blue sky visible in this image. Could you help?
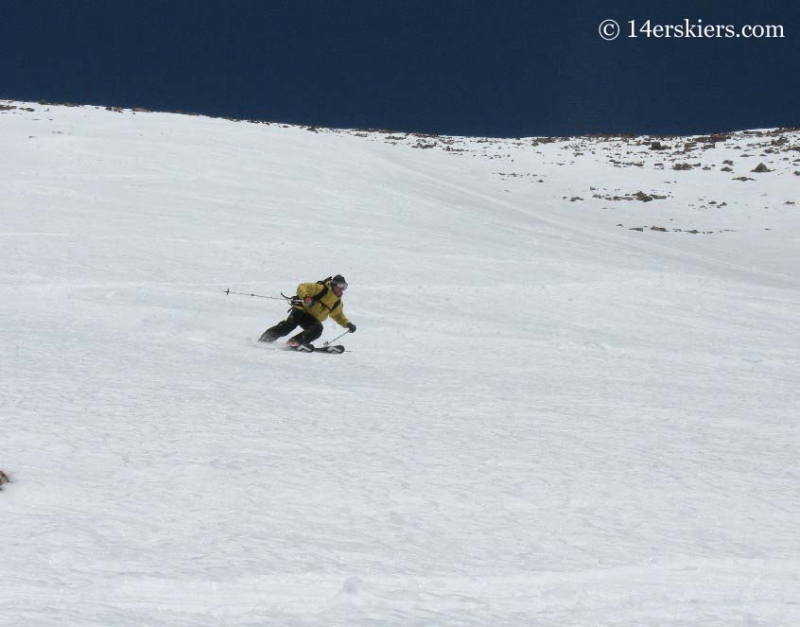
[2,0,797,137]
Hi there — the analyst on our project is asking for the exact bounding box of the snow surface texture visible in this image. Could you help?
[2,101,799,626]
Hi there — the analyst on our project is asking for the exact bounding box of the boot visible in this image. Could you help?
[259,330,277,343]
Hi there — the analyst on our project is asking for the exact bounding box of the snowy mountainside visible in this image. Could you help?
[1,100,799,627]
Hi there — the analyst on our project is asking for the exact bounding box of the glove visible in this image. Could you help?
[347,323,357,333]
[303,297,314,308]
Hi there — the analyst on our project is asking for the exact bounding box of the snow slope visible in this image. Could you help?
[2,101,799,626]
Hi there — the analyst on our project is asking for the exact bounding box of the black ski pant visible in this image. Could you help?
[259,308,323,344]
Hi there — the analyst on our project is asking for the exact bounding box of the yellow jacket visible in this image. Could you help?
[294,281,351,327]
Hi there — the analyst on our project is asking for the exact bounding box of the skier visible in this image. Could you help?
[258,274,357,347]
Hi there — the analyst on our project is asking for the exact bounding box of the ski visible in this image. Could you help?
[317,344,345,354]
[250,338,346,354]
[281,343,345,354]
[280,342,314,352]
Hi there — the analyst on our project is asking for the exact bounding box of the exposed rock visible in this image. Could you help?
[633,191,667,202]
[695,133,730,144]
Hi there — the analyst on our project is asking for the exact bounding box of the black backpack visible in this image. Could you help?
[285,277,341,312]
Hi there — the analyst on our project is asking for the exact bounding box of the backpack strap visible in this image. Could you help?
[289,279,341,312]
[313,282,341,313]
[314,283,329,302]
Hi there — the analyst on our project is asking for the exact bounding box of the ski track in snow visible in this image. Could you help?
[2,102,799,626]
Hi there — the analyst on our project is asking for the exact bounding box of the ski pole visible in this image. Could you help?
[324,329,352,346]
[224,288,293,302]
